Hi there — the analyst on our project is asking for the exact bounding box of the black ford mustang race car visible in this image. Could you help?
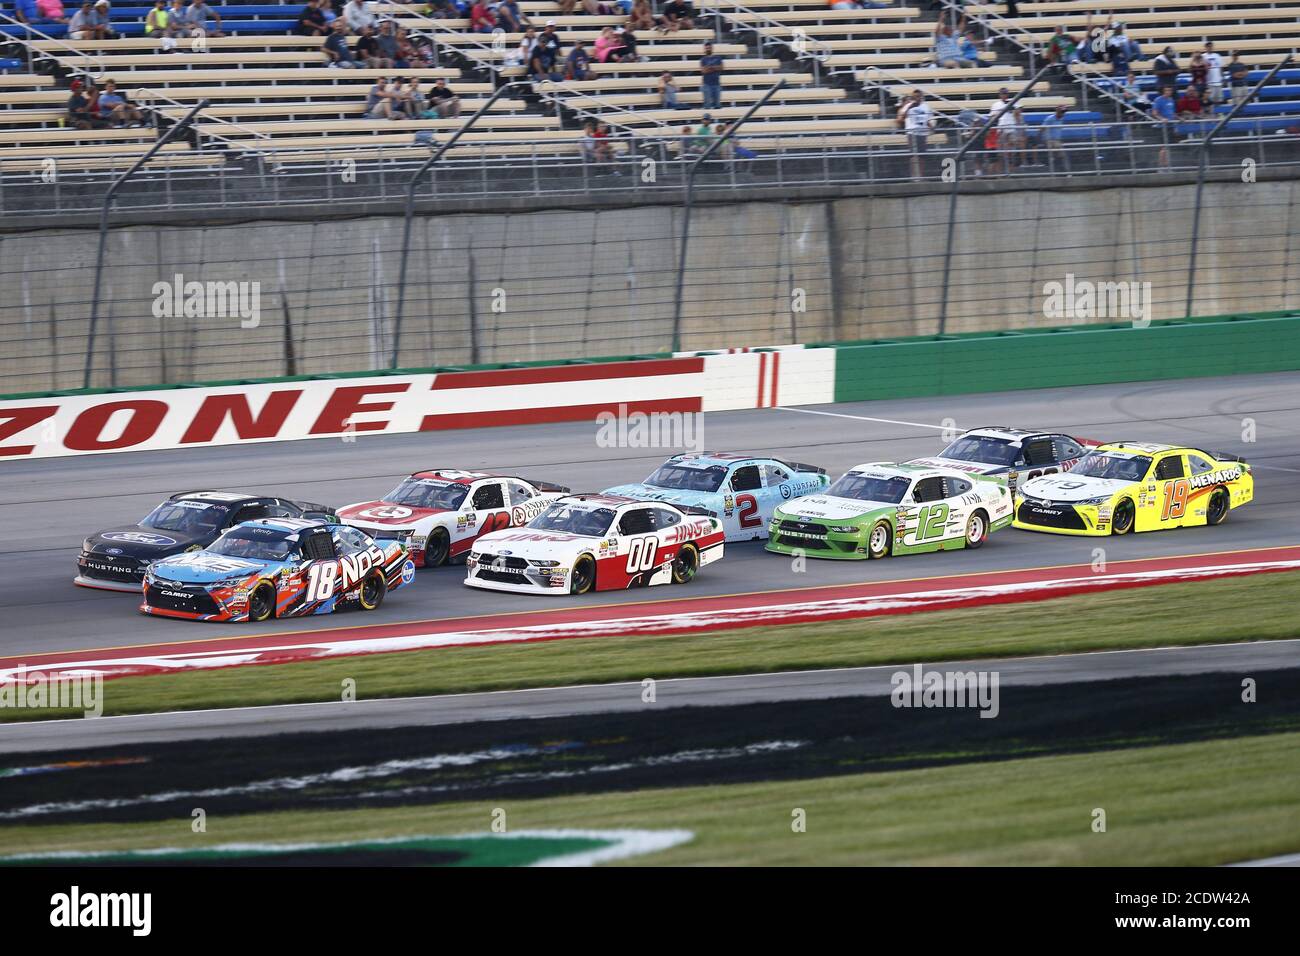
[76,490,336,592]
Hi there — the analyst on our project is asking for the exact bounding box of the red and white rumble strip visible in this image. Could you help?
[2,546,1297,684]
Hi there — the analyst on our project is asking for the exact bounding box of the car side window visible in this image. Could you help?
[1154,456,1185,480]
[506,481,534,505]
[651,508,681,529]
[912,477,945,503]
[1023,439,1056,466]
[763,464,790,485]
[945,477,973,498]
[472,482,505,510]
[1187,454,1216,475]
[730,465,762,492]
[331,527,371,555]
[1055,438,1085,460]
[617,507,655,536]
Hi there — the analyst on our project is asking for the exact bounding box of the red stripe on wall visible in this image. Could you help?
[756,353,768,408]
[430,358,704,390]
[769,352,781,407]
[419,397,703,431]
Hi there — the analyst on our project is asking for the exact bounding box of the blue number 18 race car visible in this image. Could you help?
[141,518,414,622]
[602,452,829,541]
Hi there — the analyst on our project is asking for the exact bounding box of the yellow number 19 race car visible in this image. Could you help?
[1013,442,1253,535]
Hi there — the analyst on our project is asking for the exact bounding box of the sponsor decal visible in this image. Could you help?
[359,505,413,520]
[400,560,416,585]
[1189,467,1241,489]
[101,531,177,547]
[780,483,792,499]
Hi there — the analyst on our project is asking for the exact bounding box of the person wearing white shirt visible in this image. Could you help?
[897,89,933,180]
[343,0,374,34]
[1202,41,1224,104]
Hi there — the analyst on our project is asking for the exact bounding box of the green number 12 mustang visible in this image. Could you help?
[766,462,1014,560]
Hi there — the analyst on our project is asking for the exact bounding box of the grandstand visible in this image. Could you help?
[0,0,1297,206]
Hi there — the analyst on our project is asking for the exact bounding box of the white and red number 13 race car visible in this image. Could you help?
[465,494,726,595]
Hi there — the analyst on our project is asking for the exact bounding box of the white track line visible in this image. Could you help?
[774,406,951,430]
[1226,852,1300,867]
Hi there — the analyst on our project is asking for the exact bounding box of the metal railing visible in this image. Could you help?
[0,10,108,77]
[704,1,835,85]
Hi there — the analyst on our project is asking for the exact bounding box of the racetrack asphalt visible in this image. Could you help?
[3,371,1299,658]
[0,639,1294,753]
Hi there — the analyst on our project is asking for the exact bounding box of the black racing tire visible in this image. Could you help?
[1207,487,1230,526]
[867,521,892,559]
[1111,498,1136,535]
[965,509,988,549]
[359,571,386,611]
[672,542,700,584]
[248,582,276,622]
[424,528,450,568]
[570,554,597,595]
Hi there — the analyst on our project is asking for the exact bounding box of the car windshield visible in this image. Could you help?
[141,500,229,534]
[208,529,295,561]
[644,464,727,493]
[938,436,1019,466]
[825,472,912,504]
[529,503,615,537]
[384,477,468,510]
[1070,453,1151,481]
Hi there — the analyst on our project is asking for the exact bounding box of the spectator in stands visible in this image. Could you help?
[1040,104,1069,172]
[324,20,358,67]
[988,86,1011,122]
[1077,14,1104,65]
[143,0,166,37]
[98,79,144,126]
[1107,26,1133,83]
[566,40,593,80]
[343,0,374,35]
[35,0,68,25]
[1044,26,1077,70]
[68,3,99,39]
[497,0,528,32]
[621,27,642,62]
[592,119,614,163]
[376,19,406,67]
[673,122,696,158]
[627,0,654,32]
[1228,52,1250,107]
[318,0,337,25]
[720,121,756,159]
[528,40,556,83]
[354,24,382,66]
[1151,47,1179,96]
[1176,84,1203,119]
[538,20,562,60]
[594,26,622,62]
[391,77,422,118]
[12,0,40,25]
[692,113,714,151]
[959,29,984,67]
[998,105,1027,170]
[933,13,975,70]
[468,0,494,34]
[1188,52,1207,96]
[297,0,328,36]
[506,28,537,67]
[422,0,459,18]
[396,26,420,68]
[166,0,187,37]
[427,77,460,117]
[659,71,679,109]
[182,0,223,37]
[896,89,932,180]
[365,76,397,117]
[658,0,693,33]
[1151,85,1177,123]
[699,42,723,111]
[1202,42,1224,105]
[65,79,103,128]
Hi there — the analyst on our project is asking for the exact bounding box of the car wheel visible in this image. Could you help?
[867,521,891,559]
[570,554,596,595]
[248,583,276,622]
[1207,487,1230,526]
[965,510,987,549]
[359,571,386,611]
[1111,498,1135,535]
[424,528,450,568]
[672,543,699,584]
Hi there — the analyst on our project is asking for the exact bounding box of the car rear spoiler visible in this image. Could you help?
[679,505,719,517]
[294,501,338,519]
[777,459,827,475]
[526,479,571,494]
[1210,452,1246,463]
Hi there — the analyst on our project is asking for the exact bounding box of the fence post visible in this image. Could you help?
[392,82,522,369]
[671,79,785,353]
[83,99,208,390]
[1185,56,1293,319]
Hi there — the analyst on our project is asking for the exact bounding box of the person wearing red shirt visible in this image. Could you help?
[469,0,495,33]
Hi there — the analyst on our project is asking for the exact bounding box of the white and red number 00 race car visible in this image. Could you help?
[465,494,726,595]
[338,470,569,568]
